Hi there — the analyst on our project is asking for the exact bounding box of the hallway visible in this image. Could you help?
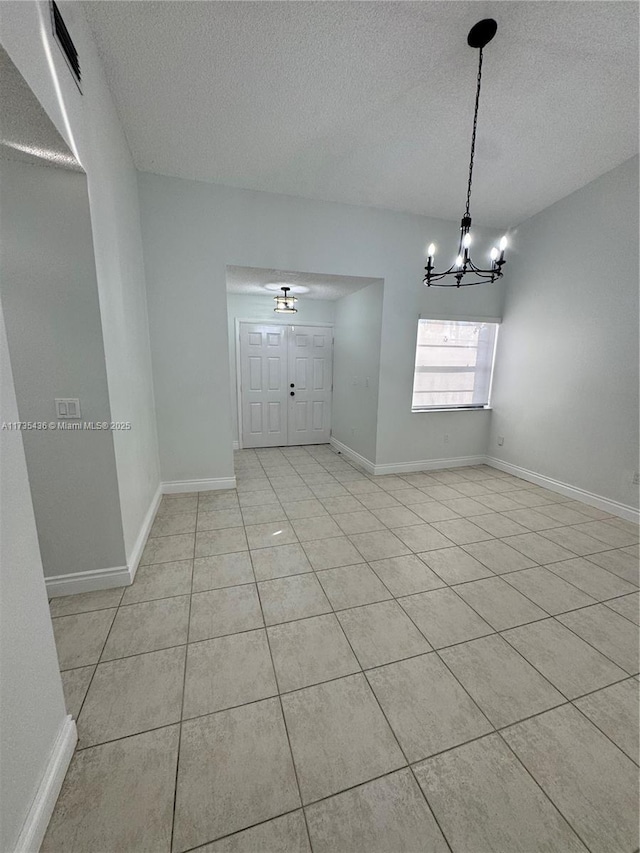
[45,445,639,852]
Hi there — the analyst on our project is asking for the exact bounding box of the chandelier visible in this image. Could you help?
[274,286,297,313]
[424,19,508,288]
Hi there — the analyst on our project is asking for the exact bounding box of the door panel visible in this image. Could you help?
[313,358,326,390]
[294,357,308,389]
[249,402,262,434]
[267,401,282,433]
[312,401,324,430]
[267,357,281,390]
[293,401,307,432]
[287,325,333,445]
[248,357,262,390]
[240,324,288,448]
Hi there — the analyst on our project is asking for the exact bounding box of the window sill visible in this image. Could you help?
[411,407,493,413]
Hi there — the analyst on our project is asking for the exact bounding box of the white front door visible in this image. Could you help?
[239,322,333,448]
[287,325,333,445]
[239,323,288,448]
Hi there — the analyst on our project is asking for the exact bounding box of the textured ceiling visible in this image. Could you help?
[226,266,381,301]
[0,45,81,171]
[84,1,638,226]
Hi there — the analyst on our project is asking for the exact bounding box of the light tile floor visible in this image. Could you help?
[45,445,640,852]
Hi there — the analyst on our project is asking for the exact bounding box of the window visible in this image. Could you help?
[411,318,499,411]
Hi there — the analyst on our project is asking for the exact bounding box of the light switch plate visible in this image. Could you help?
[55,398,81,419]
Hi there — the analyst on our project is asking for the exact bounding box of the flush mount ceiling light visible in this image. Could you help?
[274,286,298,314]
[424,19,508,288]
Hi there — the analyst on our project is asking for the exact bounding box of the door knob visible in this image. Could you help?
[290,383,295,388]
[290,391,295,396]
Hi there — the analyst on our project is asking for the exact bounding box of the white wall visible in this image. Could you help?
[138,171,504,476]
[490,156,639,510]
[0,294,68,852]
[332,283,384,462]
[376,271,503,466]
[0,1,160,565]
[226,293,335,446]
[1,156,126,577]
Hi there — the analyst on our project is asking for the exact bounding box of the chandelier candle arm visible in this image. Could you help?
[423,19,508,288]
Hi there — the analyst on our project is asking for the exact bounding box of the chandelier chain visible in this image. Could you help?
[423,19,506,288]
[465,48,484,217]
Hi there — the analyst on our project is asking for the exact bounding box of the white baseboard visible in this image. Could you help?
[233,441,240,451]
[14,715,77,853]
[126,484,162,583]
[330,438,485,477]
[46,485,162,596]
[162,476,237,494]
[486,457,640,523]
[329,437,376,474]
[328,439,638,522]
[374,455,487,476]
[46,564,131,597]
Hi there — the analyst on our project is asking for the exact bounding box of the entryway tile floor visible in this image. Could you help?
[45,445,639,852]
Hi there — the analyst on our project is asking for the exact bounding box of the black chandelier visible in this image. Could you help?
[274,286,298,314]
[424,19,507,288]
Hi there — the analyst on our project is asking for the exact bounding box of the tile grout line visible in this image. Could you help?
[244,454,316,853]
[71,587,126,738]
[542,560,639,608]
[146,469,636,557]
[55,567,639,677]
[438,577,637,705]
[250,446,420,847]
[50,536,638,621]
[494,726,595,852]
[256,551,316,845]
[68,666,640,764]
[176,805,305,853]
[433,590,640,764]
[54,573,637,690]
[568,696,640,768]
[334,604,453,853]
[168,498,197,853]
[71,646,639,750]
[325,599,456,853]
[62,606,640,690]
[600,595,640,626]
[91,531,638,594]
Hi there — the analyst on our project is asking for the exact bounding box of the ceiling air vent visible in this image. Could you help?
[50,1,81,92]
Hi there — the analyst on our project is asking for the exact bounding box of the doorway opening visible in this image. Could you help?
[226,265,383,453]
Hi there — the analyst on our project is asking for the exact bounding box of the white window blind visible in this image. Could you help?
[411,319,499,411]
